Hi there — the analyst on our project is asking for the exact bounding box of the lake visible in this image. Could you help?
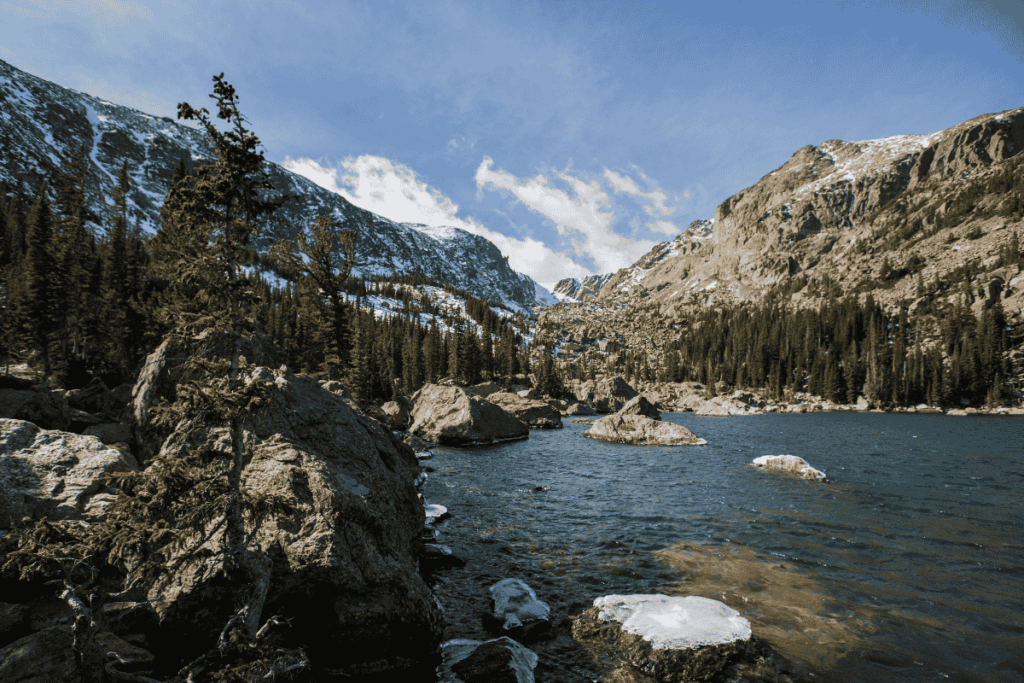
[421,412,1024,682]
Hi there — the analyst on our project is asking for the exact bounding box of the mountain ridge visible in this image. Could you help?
[0,58,553,312]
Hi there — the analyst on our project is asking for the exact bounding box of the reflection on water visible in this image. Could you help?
[422,413,1024,683]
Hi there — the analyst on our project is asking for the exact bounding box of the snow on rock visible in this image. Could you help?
[572,594,795,682]
[593,595,751,650]
[487,579,551,638]
[752,454,826,481]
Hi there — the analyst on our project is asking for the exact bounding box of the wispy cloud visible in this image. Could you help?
[603,168,674,218]
[475,157,657,274]
[282,155,593,291]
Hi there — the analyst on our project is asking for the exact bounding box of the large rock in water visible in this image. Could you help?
[752,455,826,481]
[147,366,443,676]
[585,414,703,446]
[484,392,563,429]
[578,377,639,414]
[409,384,529,445]
[0,418,139,529]
[572,595,794,683]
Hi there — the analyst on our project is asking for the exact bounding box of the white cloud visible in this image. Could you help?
[475,157,657,274]
[282,155,593,291]
[604,168,674,218]
[648,220,678,236]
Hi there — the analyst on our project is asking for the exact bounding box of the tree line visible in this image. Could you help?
[0,158,531,401]
[650,291,1016,407]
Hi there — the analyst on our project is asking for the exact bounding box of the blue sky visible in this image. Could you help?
[2,0,1023,290]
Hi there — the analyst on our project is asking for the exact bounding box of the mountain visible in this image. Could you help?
[537,106,1024,383]
[0,58,553,312]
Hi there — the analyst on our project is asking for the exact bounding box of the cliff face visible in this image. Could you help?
[0,58,552,311]
[537,106,1024,373]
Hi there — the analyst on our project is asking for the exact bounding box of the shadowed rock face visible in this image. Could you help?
[146,366,444,677]
[614,395,661,420]
[409,384,529,445]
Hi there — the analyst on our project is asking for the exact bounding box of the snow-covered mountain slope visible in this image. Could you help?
[0,58,554,311]
[551,273,614,303]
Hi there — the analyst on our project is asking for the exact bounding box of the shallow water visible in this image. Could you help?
[421,412,1024,682]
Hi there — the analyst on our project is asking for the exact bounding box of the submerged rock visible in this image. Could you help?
[585,414,704,446]
[440,637,539,683]
[573,594,794,683]
[485,392,563,429]
[410,384,529,446]
[752,455,826,481]
[487,579,551,640]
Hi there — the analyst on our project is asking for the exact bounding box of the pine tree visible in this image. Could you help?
[18,184,56,377]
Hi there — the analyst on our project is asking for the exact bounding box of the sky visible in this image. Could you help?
[2,0,1023,291]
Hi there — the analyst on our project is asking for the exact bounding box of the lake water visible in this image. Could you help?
[420,412,1024,682]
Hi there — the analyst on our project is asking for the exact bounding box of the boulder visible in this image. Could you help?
[82,422,133,447]
[614,395,661,420]
[485,392,563,429]
[569,418,596,425]
[128,329,277,464]
[399,431,434,456]
[64,378,131,420]
[752,455,826,481]
[585,415,704,446]
[380,400,411,430]
[579,377,640,414]
[517,388,536,400]
[564,401,596,416]
[855,395,871,411]
[464,381,503,399]
[146,366,443,676]
[0,626,80,683]
[409,384,529,446]
[441,637,539,683]
[0,419,139,529]
[0,389,71,431]
[572,595,794,683]
[694,401,732,417]
[0,603,30,645]
[487,579,551,640]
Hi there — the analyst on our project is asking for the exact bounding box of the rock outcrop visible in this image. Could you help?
[145,366,444,676]
[380,398,412,430]
[752,455,826,481]
[577,377,639,414]
[0,419,139,529]
[409,384,529,445]
[572,595,794,683]
[585,415,703,446]
[484,392,563,429]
